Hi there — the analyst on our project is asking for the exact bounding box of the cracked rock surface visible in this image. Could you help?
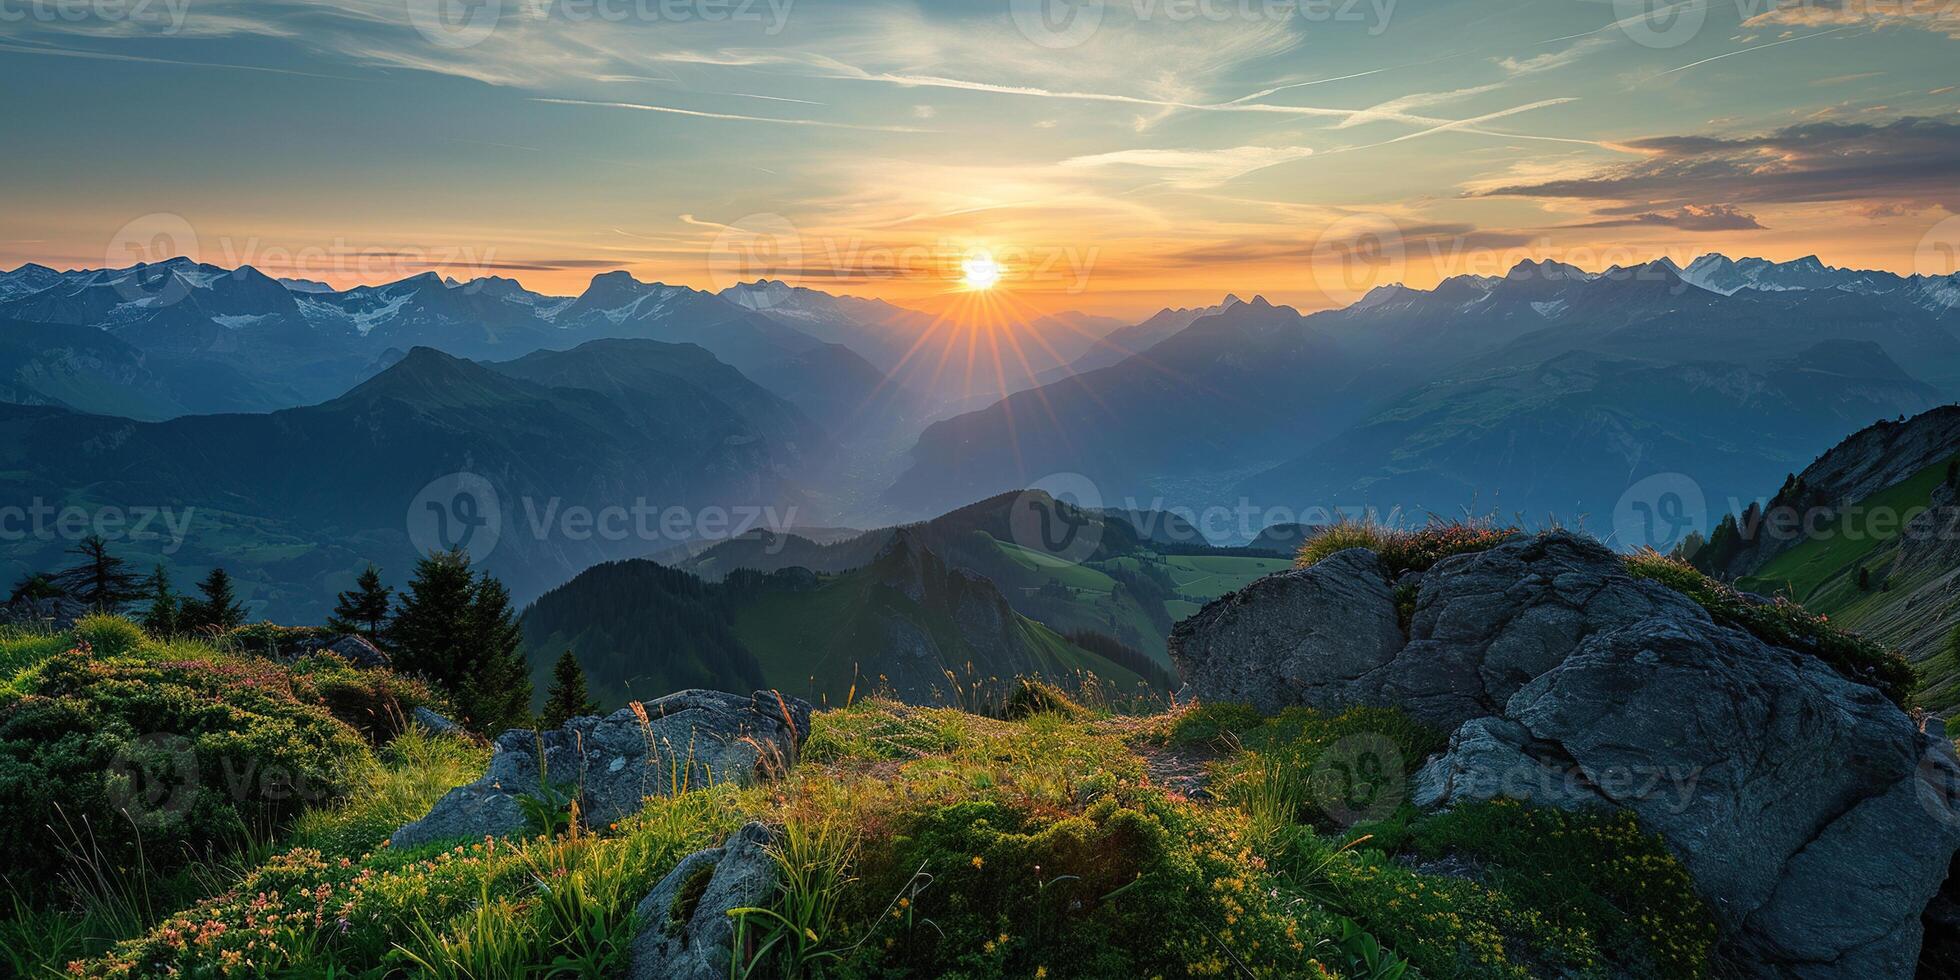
[1173,530,1960,978]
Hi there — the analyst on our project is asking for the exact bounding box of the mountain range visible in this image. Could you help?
[5,250,1960,585]
[0,339,818,621]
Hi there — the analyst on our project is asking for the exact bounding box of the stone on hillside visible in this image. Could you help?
[1168,548,1403,714]
[389,689,811,850]
[628,822,780,980]
[0,594,85,630]
[1414,615,1960,978]
[412,705,463,736]
[320,634,390,668]
[1170,532,1707,729]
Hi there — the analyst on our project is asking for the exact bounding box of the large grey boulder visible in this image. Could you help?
[1168,548,1404,714]
[1367,531,1709,729]
[390,689,811,850]
[1171,532,1707,730]
[1414,615,1960,978]
[628,822,780,980]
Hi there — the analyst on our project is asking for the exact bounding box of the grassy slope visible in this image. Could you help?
[37,663,1719,980]
[1736,457,1949,611]
[992,539,1288,665]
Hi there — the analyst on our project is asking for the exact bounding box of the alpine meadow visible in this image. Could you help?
[7,1,1960,977]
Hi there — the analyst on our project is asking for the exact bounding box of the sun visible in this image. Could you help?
[961,253,1002,290]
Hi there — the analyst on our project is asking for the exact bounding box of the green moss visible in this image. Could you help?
[1348,799,1716,978]
[668,858,717,927]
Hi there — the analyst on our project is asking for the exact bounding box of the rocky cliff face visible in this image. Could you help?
[1172,532,1960,978]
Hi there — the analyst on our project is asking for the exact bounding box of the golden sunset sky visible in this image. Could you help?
[4,0,1958,317]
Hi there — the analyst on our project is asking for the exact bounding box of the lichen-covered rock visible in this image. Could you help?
[628,823,780,980]
[389,689,810,849]
[1168,548,1403,714]
[1415,615,1960,978]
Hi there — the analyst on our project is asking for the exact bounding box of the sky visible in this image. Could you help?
[2,0,1958,317]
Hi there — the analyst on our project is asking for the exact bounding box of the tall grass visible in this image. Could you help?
[1297,516,1517,576]
[729,818,860,978]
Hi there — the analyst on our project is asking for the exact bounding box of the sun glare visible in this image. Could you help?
[961,253,1002,290]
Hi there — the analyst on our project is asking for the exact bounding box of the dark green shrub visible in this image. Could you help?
[288,654,445,743]
[0,650,371,892]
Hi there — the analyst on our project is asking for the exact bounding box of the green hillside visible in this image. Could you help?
[1736,457,1951,611]
[523,535,1173,713]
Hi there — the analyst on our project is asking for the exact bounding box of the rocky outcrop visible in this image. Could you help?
[627,823,780,980]
[1172,532,1707,730]
[0,594,85,630]
[1368,532,1709,730]
[1414,616,1960,977]
[1168,548,1403,715]
[1173,530,1960,977]
[390,689,810,850]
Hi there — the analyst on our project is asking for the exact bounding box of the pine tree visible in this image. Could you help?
[8,572,63,603]
[540,649,600,728]
[180,567,245,634]
[391,549,533,733]
[327,564,394,644]
[53,534,143,612]
[463,571,533,734]
[140,565,178,637]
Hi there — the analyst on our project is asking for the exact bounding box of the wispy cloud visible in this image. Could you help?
[530,97,935,132]
[1059,145,1316,188]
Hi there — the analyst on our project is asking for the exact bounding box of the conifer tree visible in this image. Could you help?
[180,567,245,633]
[391,549,533,732]
[140,564,178,637]
[540,649,600,728]
[327,564,394,644]
[54,534,142,612]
